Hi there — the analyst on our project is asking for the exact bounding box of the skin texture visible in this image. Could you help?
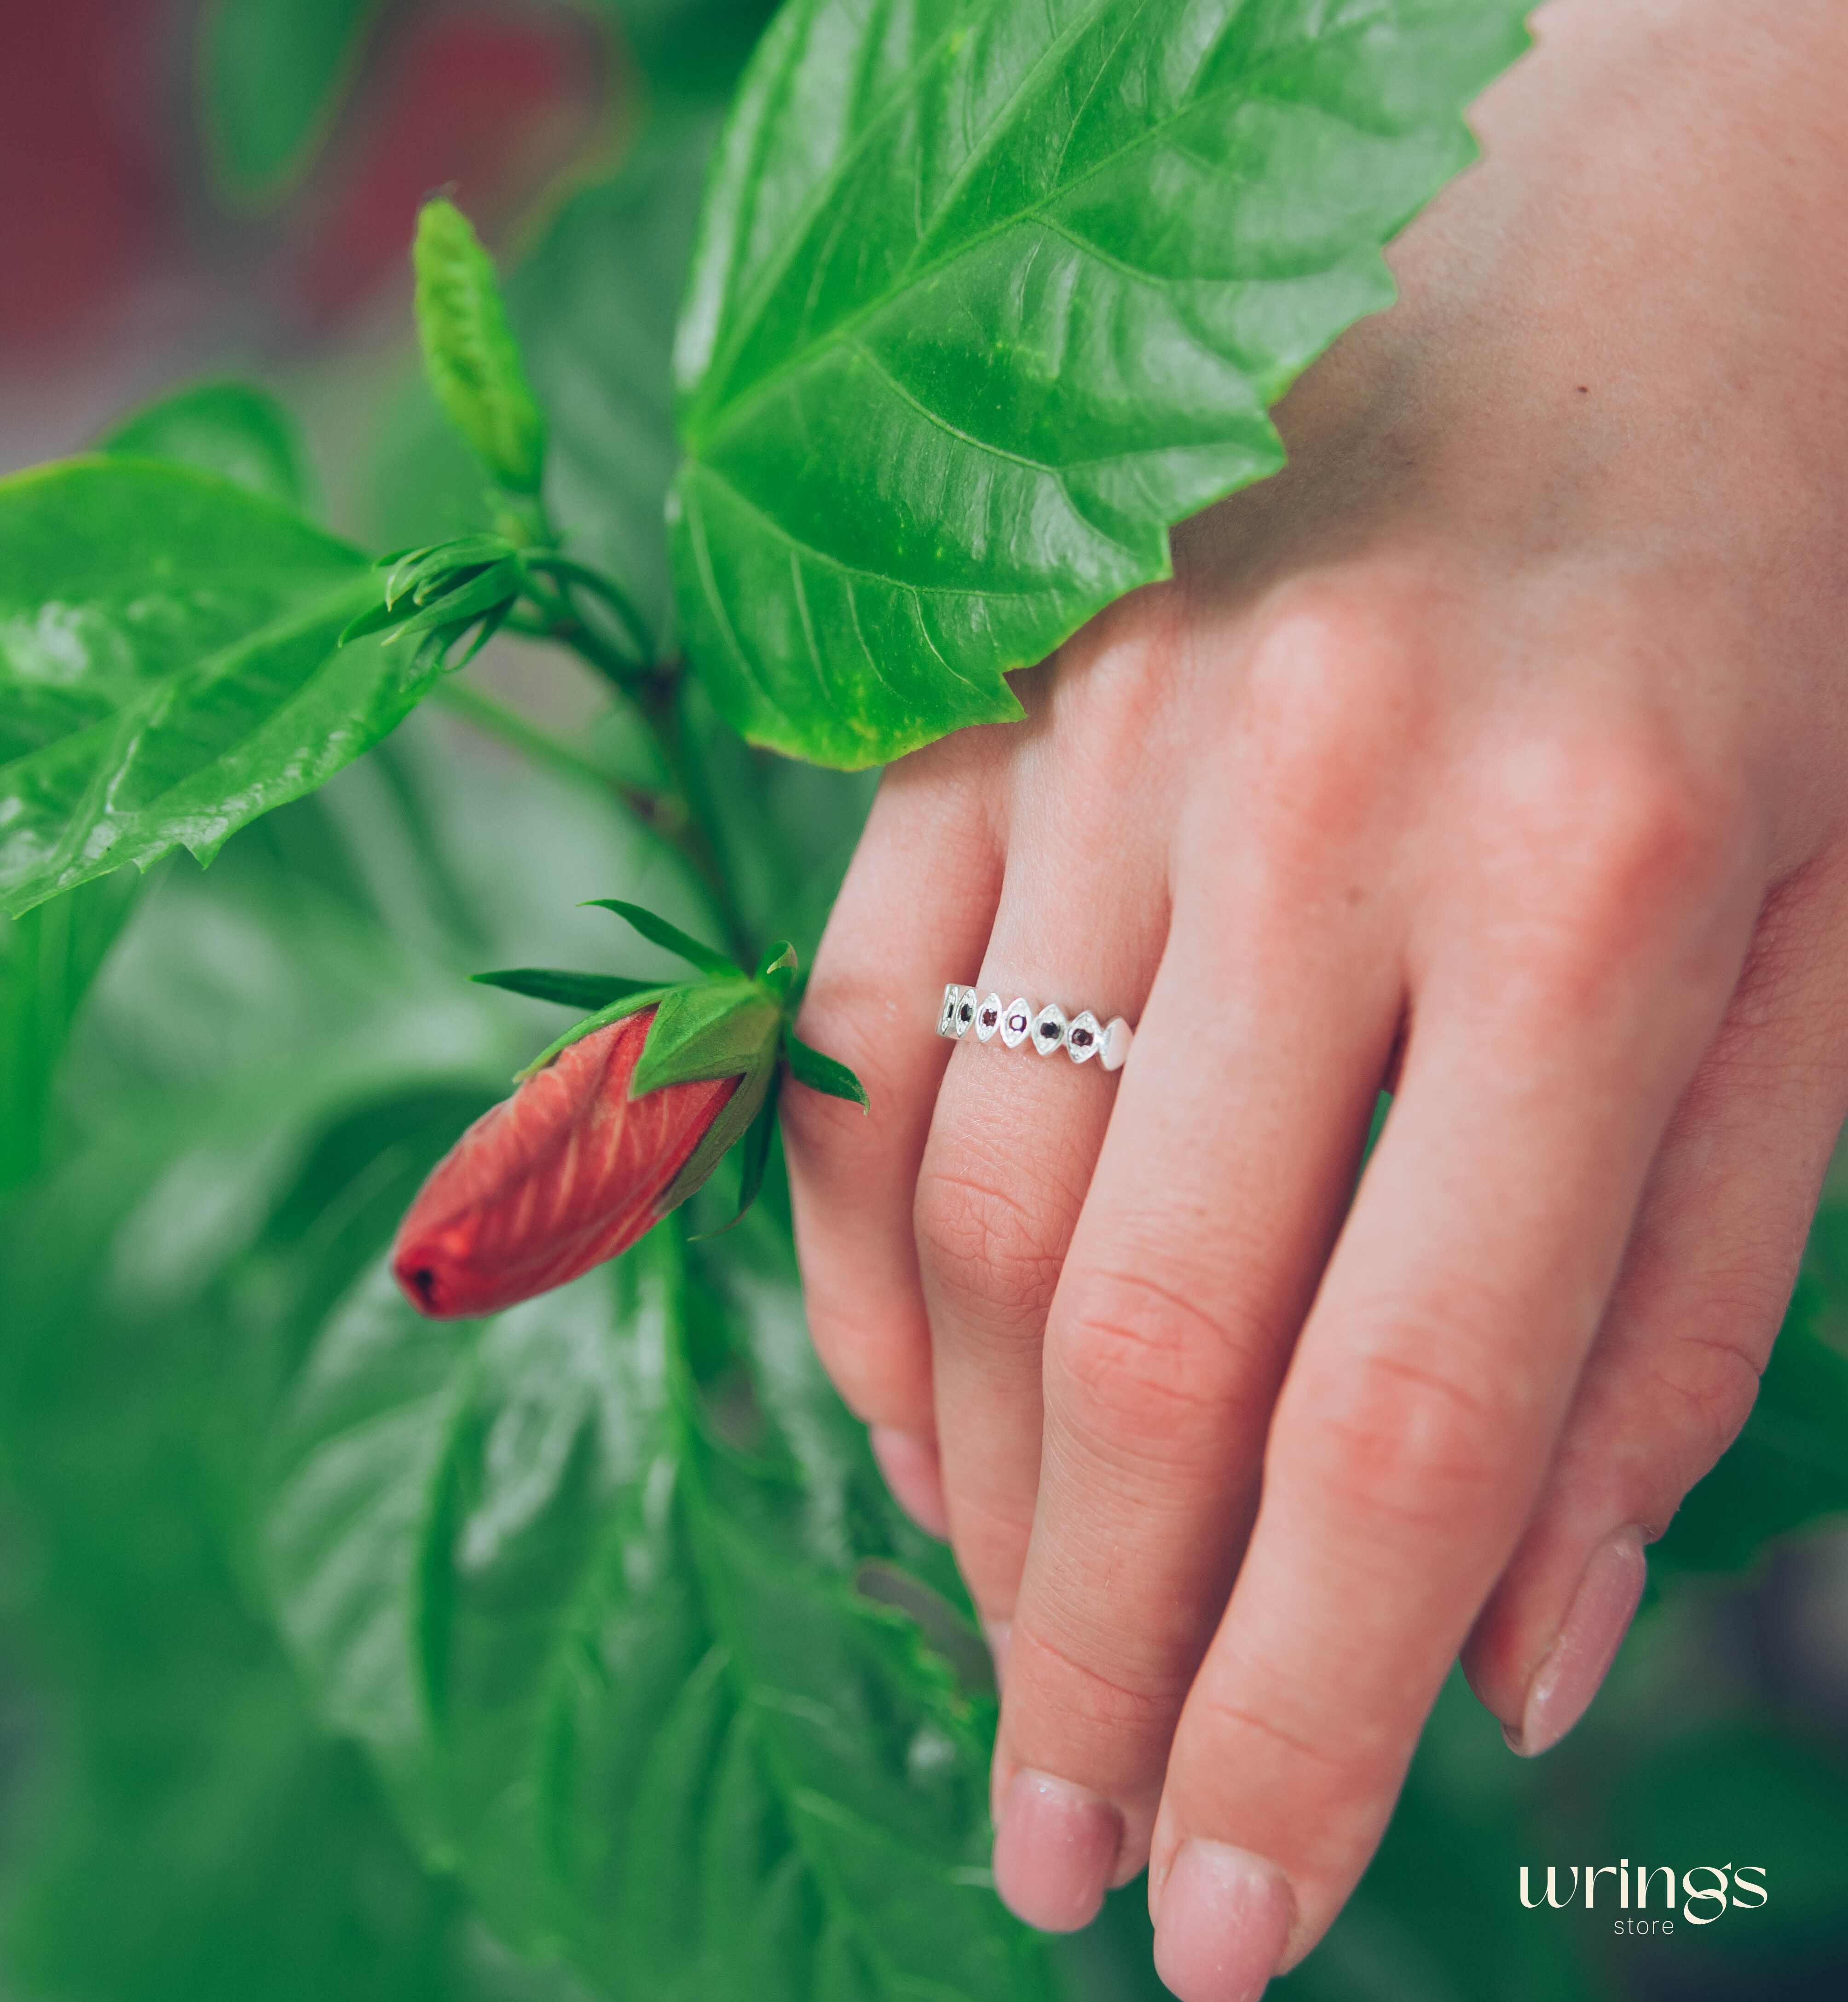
[782,0,1848,1985]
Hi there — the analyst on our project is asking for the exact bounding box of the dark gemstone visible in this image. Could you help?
[1071,1027,1093,1046]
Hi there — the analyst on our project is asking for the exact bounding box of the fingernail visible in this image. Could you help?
[1506,1527,1646,1758]
[1152,1841,1294,2002]
[992,1769,1123,1933]
[984,1619,1011,1688]
[868,1425,950,1539]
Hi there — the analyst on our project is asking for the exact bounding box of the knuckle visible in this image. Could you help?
[1050,1264,1265,1466]
[1488,732,1737,960]
[1214,572,1436,885]
[913,1151,1070,1319]
[1303,1335,1514,1538]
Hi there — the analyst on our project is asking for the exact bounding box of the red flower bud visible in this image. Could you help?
[392,1007,738,1319]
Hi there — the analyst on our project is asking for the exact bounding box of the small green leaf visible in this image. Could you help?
[671,0,1532,766]
[584,896,739,976]
[414,199,548,496]
[0,460,432,919]
[472,967,661,1010]
[784,1030,868,1110]
[630,978,780,1094]
[101,380,318,514]
[200,0,382,204]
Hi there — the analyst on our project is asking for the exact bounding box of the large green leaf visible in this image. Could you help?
[264,1226,1051,2002]
[201,0,385,203]
[0,460,434,917]
[103,380,320,514]
[670,0,1531,767]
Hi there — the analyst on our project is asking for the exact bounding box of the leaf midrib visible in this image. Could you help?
[677,1412,999,2002]
[688,6,1385,453]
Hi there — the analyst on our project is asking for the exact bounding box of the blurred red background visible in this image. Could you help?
[0,0,614,471]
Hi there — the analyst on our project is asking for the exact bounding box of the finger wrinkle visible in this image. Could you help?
[916,1164,1075,1312]
[1010,1617,1188,1742]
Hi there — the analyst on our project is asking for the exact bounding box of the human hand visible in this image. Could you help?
[783,0,1848,1993]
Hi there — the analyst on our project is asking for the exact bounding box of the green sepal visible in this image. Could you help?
[756,939,797,996]
[689,1068,783,1239]
[630,979,780,1096]
[783,1029,868,1111]
[514,984,680,1080]
[427,599,513,672]
[472,968,661,1011]
[389,532,513,599]
[583,898,739,977]
[413,198,547,495]
[654,1047,778,1221]
[390,557,523,641]
[337,594,405,646]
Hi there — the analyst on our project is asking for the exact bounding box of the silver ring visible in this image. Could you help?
[936,984,1133,1070]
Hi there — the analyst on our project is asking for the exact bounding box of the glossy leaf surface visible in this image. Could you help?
[671,0,1530,766]
[0,461,427,917]
[103,379,320,513]
[265,1231,1048,2001]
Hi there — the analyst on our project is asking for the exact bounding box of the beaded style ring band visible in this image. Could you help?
[936,984,1134,1070]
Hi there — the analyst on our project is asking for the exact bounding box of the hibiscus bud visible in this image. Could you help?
[392,1007,737,1319]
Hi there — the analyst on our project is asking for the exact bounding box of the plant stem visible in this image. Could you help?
[632,667,756,969]
[475,510,757,963]
[435,665,754,968]
[431,679,679,839]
